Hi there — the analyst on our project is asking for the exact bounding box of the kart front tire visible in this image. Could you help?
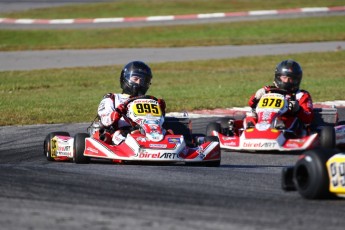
[43,131,70,161]
[319,126,336,149]
[206,122,221,136]
[293,148,336,199]
[73,133,90,164]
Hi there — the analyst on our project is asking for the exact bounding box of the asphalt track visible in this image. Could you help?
[1,2,345,230]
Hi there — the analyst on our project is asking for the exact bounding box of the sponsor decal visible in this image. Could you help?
[335,126,345,132]
[136,137,147,142]
[56,144,72,156]
[168,138,181,144]
[58,146,70,152]
[222,137,237,141]
[197,146,205,159]
[243,142,277,148]
[160,152,179,159]
[336,133,345,141]
[285,143,300,148]
[224,141,237,146]
[86,147,99,154]
[56,151,70,156]
[138,153,161,158]
[149,144,167,148]
[136,152,178,159]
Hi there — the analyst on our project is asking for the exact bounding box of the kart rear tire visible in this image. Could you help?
[163,118,192,143]
[206,122,221,136]
[43,131,70,161]
[219,117,233,128]
[73,133,90,164]
[319,126,336,149]
[293,148,336,199]
[204,136,219,142]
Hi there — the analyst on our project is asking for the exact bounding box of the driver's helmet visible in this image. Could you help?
[120,61,152,96]
[274,59,302,93]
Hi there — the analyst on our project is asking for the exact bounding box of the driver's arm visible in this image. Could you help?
[98,97,120,128]
[296,92,314,125]
[158,98,166,116]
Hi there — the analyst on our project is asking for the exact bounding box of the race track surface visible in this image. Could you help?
[1,41,344,71]
[1,119,345,230]
[1,2,345,230]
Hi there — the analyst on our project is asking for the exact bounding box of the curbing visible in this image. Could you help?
[0,6,344,25]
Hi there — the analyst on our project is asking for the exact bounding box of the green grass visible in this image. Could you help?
[0,0,344,19]
[0,51,344,126]
[0,16,344,51]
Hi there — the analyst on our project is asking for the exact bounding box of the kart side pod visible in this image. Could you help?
[281,148,345,199]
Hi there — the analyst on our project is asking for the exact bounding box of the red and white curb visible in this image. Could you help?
[1,6,344,25]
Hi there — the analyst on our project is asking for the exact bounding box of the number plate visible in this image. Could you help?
[131,100,162,117]
[258,93,285,109]
[327,154,345,194]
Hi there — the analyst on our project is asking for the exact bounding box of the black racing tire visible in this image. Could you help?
[219,117,233,129]
[204,136,219,142]
[43,131,70,161]
[293,148,337,199]
[281,166,296,191]
[163,118,192,143]
[73,133,90,164]
[206,122,221,137]
[319,126,336,149]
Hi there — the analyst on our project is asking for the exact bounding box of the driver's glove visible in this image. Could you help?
[115,103,127,114]
[110,111,121,127]
[254,88,266,100]
[289,101,300,113]
[158,99,166,114]
[250,88,266,109]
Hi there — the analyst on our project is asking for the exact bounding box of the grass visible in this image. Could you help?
[0,16,344,51]
[0,51,344,126]
[1,0,344,19]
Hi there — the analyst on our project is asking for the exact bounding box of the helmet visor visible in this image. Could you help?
[124,70,151,89]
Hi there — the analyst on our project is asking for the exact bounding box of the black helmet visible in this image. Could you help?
[274,59,302,93]
[120,61,152,96]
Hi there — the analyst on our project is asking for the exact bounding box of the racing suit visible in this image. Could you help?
[97,93,132,144]
[98,93,131,129]
[247,86,314,132]
[97,93,166,144]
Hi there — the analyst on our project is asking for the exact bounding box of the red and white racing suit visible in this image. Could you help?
[248,86,314,130]
[97,93,167,144]
[98,93,131,129]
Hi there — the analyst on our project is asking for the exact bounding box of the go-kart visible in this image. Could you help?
[206,89,342,152]
[281,148,345,199]
[43,95,221,166]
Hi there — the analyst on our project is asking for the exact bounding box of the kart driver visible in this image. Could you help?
[97,61,166,144]
[245,59,314,133]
